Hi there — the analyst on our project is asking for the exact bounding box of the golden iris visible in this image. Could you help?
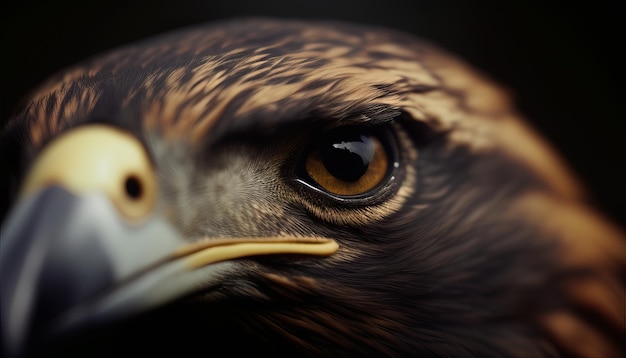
[305,133,388,196]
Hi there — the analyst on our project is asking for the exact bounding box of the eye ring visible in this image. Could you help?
[298,125,397,198]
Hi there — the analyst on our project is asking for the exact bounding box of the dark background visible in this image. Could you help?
[1,1,624,225]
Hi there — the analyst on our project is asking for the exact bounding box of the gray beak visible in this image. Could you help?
[0,125,338,357]
[1,186,201,356]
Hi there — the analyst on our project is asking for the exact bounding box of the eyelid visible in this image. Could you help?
[316,111,401,132]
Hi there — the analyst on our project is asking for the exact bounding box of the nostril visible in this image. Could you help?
[124,176,142,200]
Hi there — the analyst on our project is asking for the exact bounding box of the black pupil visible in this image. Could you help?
[320,134,375,182]
[125,176,142,199]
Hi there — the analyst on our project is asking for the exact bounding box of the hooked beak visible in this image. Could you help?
[0,125,338,357]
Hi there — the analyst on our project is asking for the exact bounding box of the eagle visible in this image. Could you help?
[1,18,624,358]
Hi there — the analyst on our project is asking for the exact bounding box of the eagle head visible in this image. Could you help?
[1,18,624,357]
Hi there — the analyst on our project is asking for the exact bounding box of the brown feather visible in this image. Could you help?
[2,18,624,357]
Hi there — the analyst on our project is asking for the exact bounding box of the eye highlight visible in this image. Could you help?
[302,127,392,196]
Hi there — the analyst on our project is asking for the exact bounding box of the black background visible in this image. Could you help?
[1,1,624,225]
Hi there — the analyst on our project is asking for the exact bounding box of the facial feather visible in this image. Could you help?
[1,17,624,358]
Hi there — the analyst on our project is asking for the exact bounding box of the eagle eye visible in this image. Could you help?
[301,126,393,197]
